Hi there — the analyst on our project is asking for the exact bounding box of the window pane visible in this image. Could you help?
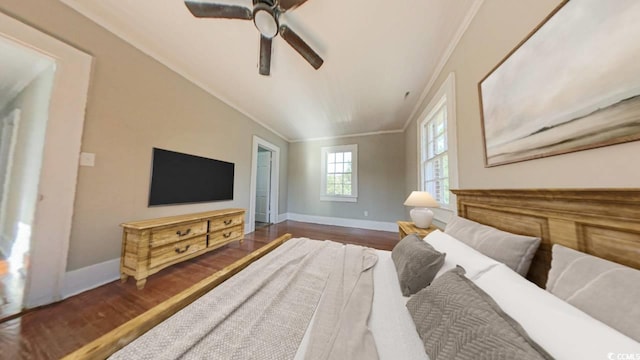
[436,117,445,135]
[336,152,344,163]
[327,182,335,195]
[344,184,352,195]
[344,152,352,162]
[443,178,450,205]
[327,174,334,184]
[436,135,445,155]
[426,181,436,198]
[344,174,351,184]
[336,163,344,173]
[428,122,435,142]
[443,155,449,179]
[328,163,335,173]
[328,153,335,164]
[426,162,434,181]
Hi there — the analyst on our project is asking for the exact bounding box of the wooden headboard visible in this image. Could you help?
[451,189,640,288]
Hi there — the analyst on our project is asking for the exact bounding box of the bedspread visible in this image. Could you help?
[110,238,378,360]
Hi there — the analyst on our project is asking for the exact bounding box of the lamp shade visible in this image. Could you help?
[403,191,439,208]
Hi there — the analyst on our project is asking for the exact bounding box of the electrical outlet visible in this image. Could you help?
[364,210,368,217]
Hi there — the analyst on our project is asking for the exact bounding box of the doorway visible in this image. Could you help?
[0,36,57,320]
[0,12,92,312]
[249,136,280,233]
[255,146,272,229]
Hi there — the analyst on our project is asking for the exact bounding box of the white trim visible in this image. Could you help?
[62,258,120,299]
[320,196,357,203]
[416,73,458,221]
[248,136,280,234]
[403,0,484,131]
[0,13,93,309]
[289,129,403,143]
[59,0,290,143]
[277,213,288,223]
[287,213,397,232]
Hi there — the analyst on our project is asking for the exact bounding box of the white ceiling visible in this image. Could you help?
[0,37,54,110]
[60,0,480,141]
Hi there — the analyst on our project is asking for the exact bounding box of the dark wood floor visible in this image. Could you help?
[0,221,398,359]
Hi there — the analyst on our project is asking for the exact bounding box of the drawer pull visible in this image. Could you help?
[223,232,232,238]
[223,219,233,225]
[175,245,191,254]
[176,229,191,237]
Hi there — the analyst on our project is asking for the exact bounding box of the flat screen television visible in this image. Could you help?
[148,148,234,206]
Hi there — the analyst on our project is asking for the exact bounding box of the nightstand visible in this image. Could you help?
[397,221,439,240]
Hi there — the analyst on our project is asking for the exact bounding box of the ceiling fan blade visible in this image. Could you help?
[279,25,323,70]
[259,35,272,76]
[185,1,252,19]
[278,0,309,11]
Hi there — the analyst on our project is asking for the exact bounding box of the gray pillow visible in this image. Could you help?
[547,244,640,342]
[406,267,553,360]
[445,216,540,276]
[391,234,445,296]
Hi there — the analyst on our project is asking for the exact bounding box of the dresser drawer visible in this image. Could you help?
[209,225,243,247]
[150,220,208,248]
[149,235,207,269]
[209,214,243,232]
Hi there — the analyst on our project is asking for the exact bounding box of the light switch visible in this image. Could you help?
[80,152,96,167]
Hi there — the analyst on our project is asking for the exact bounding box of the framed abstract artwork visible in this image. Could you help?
[478,0,640,167]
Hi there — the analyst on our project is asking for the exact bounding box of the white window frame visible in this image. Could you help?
[320,144,358,202]
[417,73,458,221]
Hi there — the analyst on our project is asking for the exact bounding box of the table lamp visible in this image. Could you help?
[404,191,439,228]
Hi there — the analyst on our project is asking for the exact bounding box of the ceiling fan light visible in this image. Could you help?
[254,9,278,38]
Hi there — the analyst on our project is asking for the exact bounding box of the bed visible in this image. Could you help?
[64,188,640,359]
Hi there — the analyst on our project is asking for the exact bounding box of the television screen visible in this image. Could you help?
[148,148,234,206]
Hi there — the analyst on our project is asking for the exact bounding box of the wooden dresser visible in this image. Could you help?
[397,221,439,240]
[120,208,245,289]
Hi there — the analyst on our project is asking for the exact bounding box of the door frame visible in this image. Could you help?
[249,136,279,233]
[0,12,93,308]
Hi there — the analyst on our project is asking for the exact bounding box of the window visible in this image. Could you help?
[421,99,449,205]
[418,73,458,210]
[320,144,357,202]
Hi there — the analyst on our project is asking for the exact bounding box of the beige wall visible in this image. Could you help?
[288,133,405,222]
[0,1,288,271]
[405,0,640,199]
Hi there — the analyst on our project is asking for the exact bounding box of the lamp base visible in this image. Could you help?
[410,208,434,228]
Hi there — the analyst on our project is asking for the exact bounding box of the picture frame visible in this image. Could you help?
[478,0,640,167]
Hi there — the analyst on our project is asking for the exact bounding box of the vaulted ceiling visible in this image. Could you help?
[60,0,480,141]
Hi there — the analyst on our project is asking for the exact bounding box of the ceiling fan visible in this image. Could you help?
[185,0,324,76]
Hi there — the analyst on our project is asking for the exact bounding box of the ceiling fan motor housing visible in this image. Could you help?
[253,3,279,38]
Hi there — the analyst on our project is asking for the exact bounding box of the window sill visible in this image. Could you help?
[320,196,357,203]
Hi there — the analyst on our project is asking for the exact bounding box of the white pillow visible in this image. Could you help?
[474,264,640,359]
[423,230,500,280]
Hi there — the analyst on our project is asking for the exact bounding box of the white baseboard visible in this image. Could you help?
[277,213,288,223]
[285,213,397,232]
[63,258,120,299]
